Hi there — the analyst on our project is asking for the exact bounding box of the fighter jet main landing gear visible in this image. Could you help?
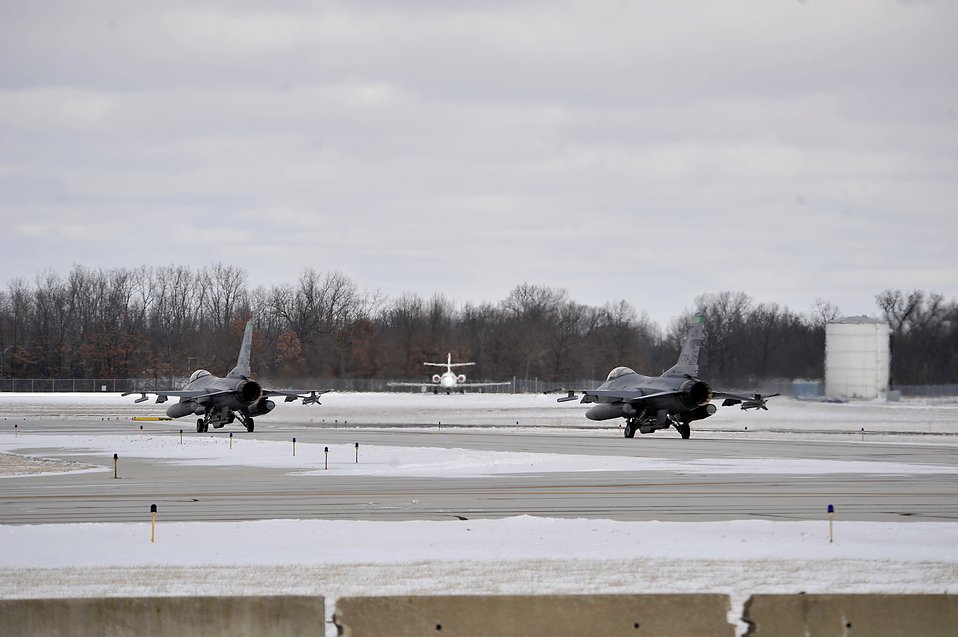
[232,410,254,432]
[623,414,692,439]
[196,412,251,432]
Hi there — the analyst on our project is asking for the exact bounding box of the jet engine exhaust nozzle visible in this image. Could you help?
[680,380,713,408]
[237,380,263,404]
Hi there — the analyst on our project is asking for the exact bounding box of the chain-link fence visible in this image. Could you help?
[1,378,955,399]
[0,377,593,394]
[894,384,958,398]
[0,378,184,393]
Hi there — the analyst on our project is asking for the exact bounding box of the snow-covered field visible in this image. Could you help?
[5,390,958,439]
[1,517,956,636]
[1,392,957,635]
[4,432,958,478]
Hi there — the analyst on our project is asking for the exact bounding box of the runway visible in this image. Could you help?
[2,397,957,525]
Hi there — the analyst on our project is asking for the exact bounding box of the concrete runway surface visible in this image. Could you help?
[1,394,957,525]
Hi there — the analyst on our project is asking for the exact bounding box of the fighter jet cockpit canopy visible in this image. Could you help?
[189,369,212,383]
[606,366,635,381]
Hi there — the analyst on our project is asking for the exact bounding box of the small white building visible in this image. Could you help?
[825,316,891,399]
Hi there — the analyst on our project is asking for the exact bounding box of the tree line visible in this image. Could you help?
[0,264,955,387]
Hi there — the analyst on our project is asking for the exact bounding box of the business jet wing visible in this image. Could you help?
[386,381,510,389]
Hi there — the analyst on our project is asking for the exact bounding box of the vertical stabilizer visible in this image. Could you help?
[424,353,476,370]
[228,321,254,378]
[664,316,705,377]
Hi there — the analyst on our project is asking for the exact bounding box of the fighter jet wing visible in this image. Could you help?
[585,389,680,402]
[122,389,233,403]
[547,388,681,403]
[262,388,330,405]
[713,391,780,410]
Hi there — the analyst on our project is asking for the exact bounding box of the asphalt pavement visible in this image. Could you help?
[2,410,956,525]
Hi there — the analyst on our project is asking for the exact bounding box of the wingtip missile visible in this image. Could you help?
[741,393,780,410]
[301,390,329,406]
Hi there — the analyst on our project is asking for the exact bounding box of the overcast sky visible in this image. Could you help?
[1,1,956,328]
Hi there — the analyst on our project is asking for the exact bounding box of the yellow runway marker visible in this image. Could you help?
[131,417,172,422]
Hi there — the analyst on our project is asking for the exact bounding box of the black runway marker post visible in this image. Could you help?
[828,504,835,543]
[325,446,329,470]
[292,437,296,456]
[113,453,118,479]
[355,442,359,464]
[151,504,157,544]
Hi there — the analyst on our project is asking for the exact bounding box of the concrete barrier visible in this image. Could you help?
[743,594,958,636]
[333,594,735,637]
[0,596,325,637]
[4,593,954,636]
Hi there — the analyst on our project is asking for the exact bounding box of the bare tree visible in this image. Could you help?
[809,298,841,326]
[6,262,954,388]
[690,291,753,383]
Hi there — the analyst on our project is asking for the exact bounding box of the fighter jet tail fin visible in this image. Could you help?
[228,321,254,378]
[663,315,705,377]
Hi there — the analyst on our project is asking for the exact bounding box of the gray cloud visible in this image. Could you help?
[1,1,956,326]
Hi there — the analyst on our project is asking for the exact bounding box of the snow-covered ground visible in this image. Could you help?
[1,392,957,635]
[4,391,958,439]
[1,517,956,636]
[3,432,958,478]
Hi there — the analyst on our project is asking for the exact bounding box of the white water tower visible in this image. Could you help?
[825,316,891,399]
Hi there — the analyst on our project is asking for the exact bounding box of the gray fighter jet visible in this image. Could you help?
[550,317,777,439]
[124,322,326,433]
